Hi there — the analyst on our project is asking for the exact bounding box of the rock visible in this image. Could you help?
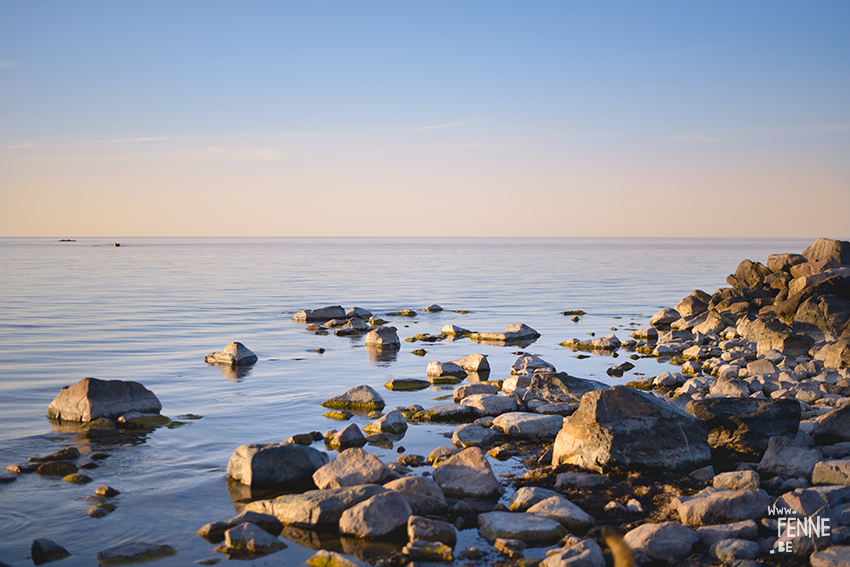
[795,295,850,342]
[321,385,385,411]
[677,489,770,526]
[363,410,407,435]
[811,546,850,567]
[526,496,595,531]
[478,512,567,545]
[803,237,850,265]
[413,404,482,423]
[685,397,800,458]
[335,317,369,336]
[346,307,372,319]
[502,374,532,395]
[402,540,453,562]
[768,253,808,273]
[63,472,92,484]
[813,459,850,486]
[407,516,457,545]
[758,436,822,479]
[95,485,120,497]
[651,308,681,327]
[220,522,286,554]
[292,306,346,322]
[554,473,611,489]
[426,361,467,378]
[554,386,711,472]
[709,539,761,562]
[522,372,607,405]
[539,539,605,567]
[306,549,369,567]
[453,353,489,372]
[312,448,395,489]
[452,423,503,448]
[246,484,386,528]
[87,503,116,518]
[813,401,850,445]
[453,383,499,402]
[713,470,760,490]
[756,329,815,358]
[204,342,258,366]
[117,411,170,429]
[468,323,540,344]
[227,443,329,487]
[384,378,429,391]
[492,413,562,439]
[364,326,400,349]
[95,541,176,566]
[677,295,709,318]
[47,378,162,422]
[509,487,562,511]
[197,511,283,543]
[432,447,503,498]
[441,324,471,336]
[384,476,447,516]
[727,259,772,289]
[623,521,700,563]
[31,539,71,565]
[696,520,759,547]
[325,424,367,451]
[461,394,519,417]
[36,461,77,476]
[824,336,850,369]
[511,354,555,374]
[339,491,412,538]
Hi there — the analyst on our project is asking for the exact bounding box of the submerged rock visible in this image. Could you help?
[468,324,540,344]
[227,443,329,487]
[218,522,286,555]
[198,511,283,543]
[292,306,346,322]
[95,541,176,566]
[31,539,71,565]
[321,385,385,411]
[47,378,162,422]
[306,550,369,567]
[204,342,258,366]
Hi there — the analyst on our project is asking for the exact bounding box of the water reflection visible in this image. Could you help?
[216,365,253,381]
[365,346,398,364]
[279,525,403,563]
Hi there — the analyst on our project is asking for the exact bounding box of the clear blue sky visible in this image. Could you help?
[1,1,848,237]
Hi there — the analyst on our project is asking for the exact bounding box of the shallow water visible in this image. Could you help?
[0,236,812,565]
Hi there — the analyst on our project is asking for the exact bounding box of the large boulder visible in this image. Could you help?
[364,327,400,349]
[685,398,800,458]
[521,372,607,405]
[525,495,595,531]
[813,403,850,445]
[768,253,808,273]
[468,324,540,344]
[824,336,850,369]
[623,522,700,564]
[384,476,447,516]
[339,491,412,538]
[47,378,162,422]
[321,385,385,411]
[492,413,563,439]
[774,274,850,323]
[794,295,850,342]
[292,305,346,322]
[460,394,519,417]
[553,386,711,472]
[757,436,822,480]
[477,512,567,545]
[539,539,605,567]
[803,237,850,265]
[432,447,503,498]
[453,353,489,373]
[227,443,329,487]
[677,489,770,527]
[726,259,772,289]
[312,448,396,490]
[204,342,258,366]
[246,484,386,528]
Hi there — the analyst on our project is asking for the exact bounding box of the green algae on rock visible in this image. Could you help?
[321,385,385,411]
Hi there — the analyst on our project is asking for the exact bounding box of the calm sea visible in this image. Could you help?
[0,237,813,565]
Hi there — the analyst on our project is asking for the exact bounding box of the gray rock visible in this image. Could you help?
[31,539,71,565]
[526,496,595,531]
[811,545,850,567]
[204,342,258,366]
[709,538,761,562]
[426,360,467,378]
[321,385,385,411]
[312,448,395,490]
[346,307,372,319]
[334,317,369,335]
[245,484,386,528]
[623,521,700,563]
[453,353,489,372]
[306,550,368,567]
[227,443,329,487]
[522,372,608,406]
[452,423,503,448]
[554,473,611,489]
[468,323,540,344]
[677,295,709,318]
[339,491,412,538]
[292,305,346,322]
[714,470,760,490]
[220,522,286,554]
[502,374,532,395]
[509,487,562,511]
[441,324,471,336]
[794,295,850,342]
[814,403,850,445]
[197,511,282,543]
[651,308,681,327]
[461,394,518,417]
[478,511,567,545]
[696,519,759,547]
[95,541,176,566]
[432,447,503,498]
[453,383,499,402]
[413,403,483,423]
[803,237,850,265]
[47,378,162,422]
[384,475,447,516]
[727,259,772,289]
[768,253,808,273]
[511,354,555,374]
[493,412,563,439]
[363,410,407,435]
[539,539,606,567]
[758,436,822,480]
[554,386,711,472]
[325,423,367,451]
[677,489,770,526]
[813,460,850,486]
[401,540,453,562]
[407,516,457,546]
[364,326,400,349]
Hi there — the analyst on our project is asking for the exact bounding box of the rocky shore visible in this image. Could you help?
[8,237,850,567]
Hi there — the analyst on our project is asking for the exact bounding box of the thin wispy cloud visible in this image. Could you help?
[409,121,469,132]
[1,142,39,149]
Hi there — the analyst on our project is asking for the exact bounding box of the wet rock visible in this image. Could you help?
[521,372,607,406]
[478,511,567,545]
[292,306,346,322]
[623,521,700,563]
[453,383,499,402]
[247,484,386,529]
[47,378,162,422]
[384,378,429,391]
[461,394,518,417]
[63,472,92,484]
[468,323,540,343]
[677,489,770,527]
[426,361,467,378]
[321,385,385,411]
[197,511,282,543]
[427,446,459,465]
[384,476,447,516]
[696,520,759,547]
[7,462,38,474]
[36,461,78,476]
[413,404,482,423]
[335,318,369,336]
[526,496,595,532]
[204,342,258,366]
[95,541,176,566]
[539,538,605,567]
[227,443,329,487]
[758,436,822,479]
[554,386,711,472]
[402,540,453,562]
[87,503,116,518]
[453,353,489,372]
[325,424,367,451]
[30,447,80,462]
[346,307,372,319]
[407,516,457,546]
[312,448,396,490]
[364,327,400,349]
[441,324,471,336]
[493,412,562,439]
[306,550,368,567]
[452,423,503,448]
[32,539,71,565]
[432,447,503,498]
[218,522,286,555]
[363,410,407,435]
[338,491,411,539]
[685,397,800,458]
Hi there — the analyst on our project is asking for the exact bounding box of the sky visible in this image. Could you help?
[1,1,848,238]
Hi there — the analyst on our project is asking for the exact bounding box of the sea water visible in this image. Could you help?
[0,237,811,565]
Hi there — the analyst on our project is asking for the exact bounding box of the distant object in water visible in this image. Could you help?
[58,239,76,242]
[114,243,120,247]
